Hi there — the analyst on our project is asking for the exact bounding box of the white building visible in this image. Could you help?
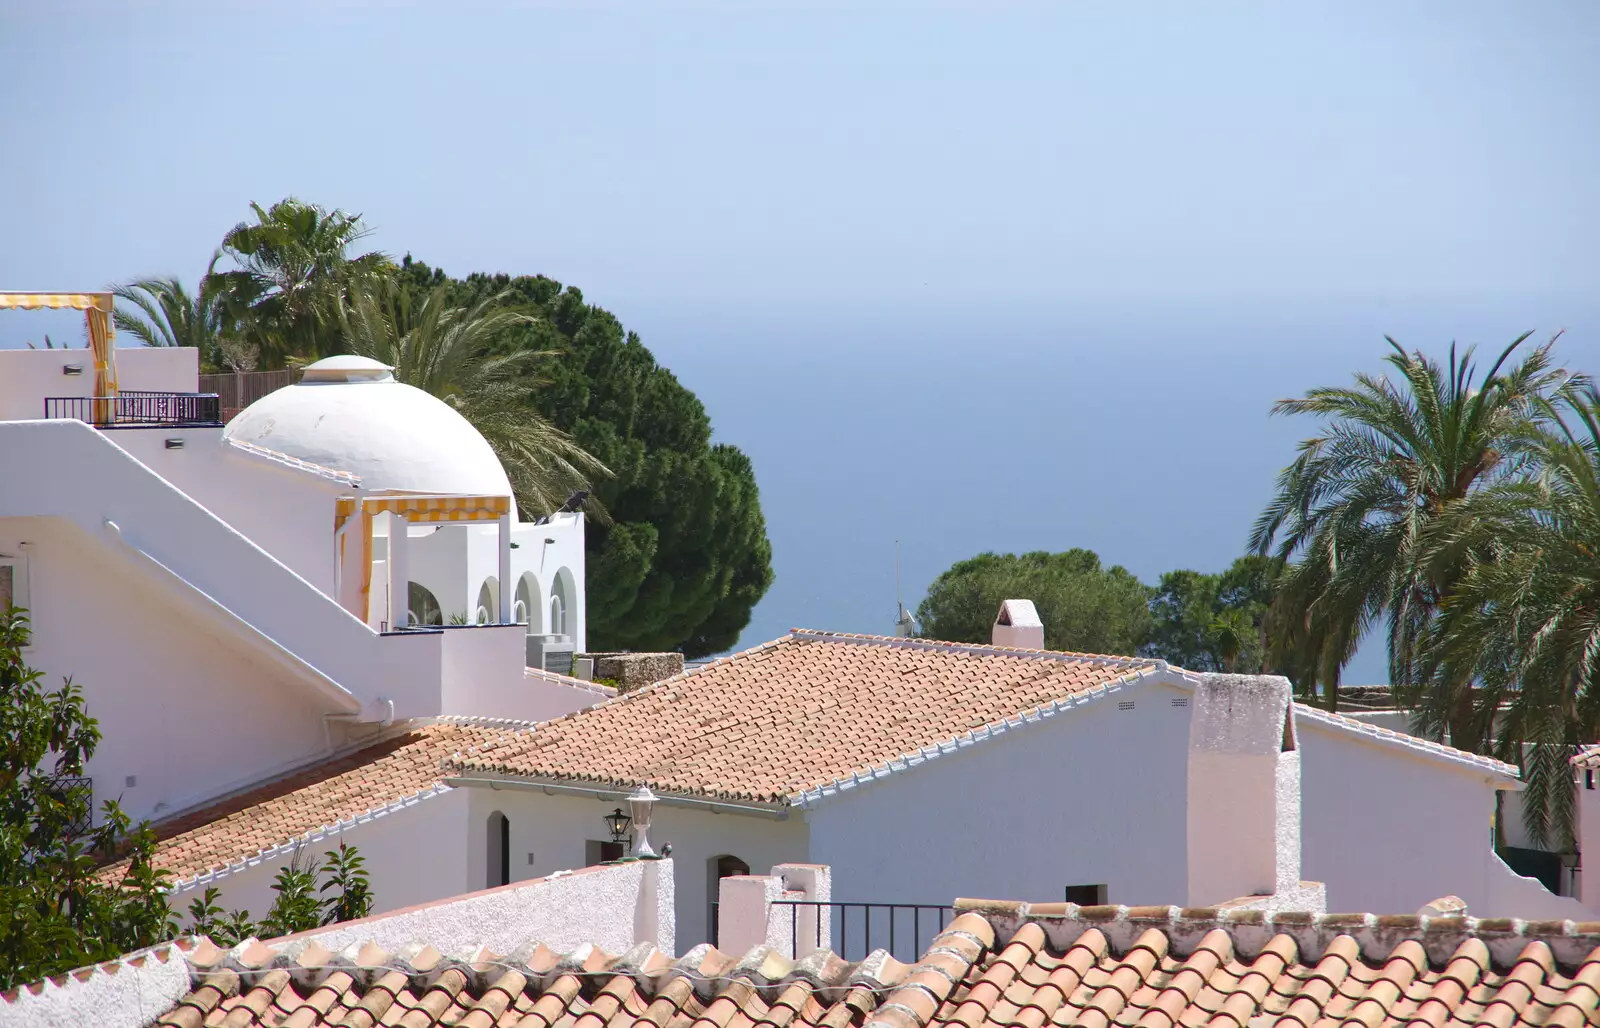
[0,302,601,831]
[2,295,1588,969]
[116,624,1590,956]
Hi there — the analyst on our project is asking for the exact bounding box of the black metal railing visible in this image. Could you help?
[771,901,955,963]
[44,392,222,427]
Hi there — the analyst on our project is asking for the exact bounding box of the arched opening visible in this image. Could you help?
[515,572,543,633]
[476,576,499,626]
[550,566,576,639]
[707,854,751,944]
[487,811,510,888]
[407,582,443,626]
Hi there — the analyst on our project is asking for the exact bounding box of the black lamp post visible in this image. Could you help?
[604,806,632,844]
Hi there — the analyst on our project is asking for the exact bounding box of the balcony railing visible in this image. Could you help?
[44,392,223,428]
[771,900,955,962]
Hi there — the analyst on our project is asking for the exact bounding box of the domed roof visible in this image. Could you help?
[224,356,515,505]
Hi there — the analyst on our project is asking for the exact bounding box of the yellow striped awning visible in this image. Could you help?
[335,493,512,532]
[0,292,114,312]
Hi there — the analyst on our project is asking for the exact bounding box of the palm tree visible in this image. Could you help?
[1206,608,1252,673]
[207,198,389,367]
[1423,384,1600,847]
[111,277,225,359]
[1250,334,1573,730]
[337,281,610,515]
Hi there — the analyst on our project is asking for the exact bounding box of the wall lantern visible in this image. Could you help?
[629,786,658,857]
[62,364,84,376]
[603,806,632,844]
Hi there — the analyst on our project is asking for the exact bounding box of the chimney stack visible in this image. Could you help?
[992,599,1044,650]
[1186,673,1318,909]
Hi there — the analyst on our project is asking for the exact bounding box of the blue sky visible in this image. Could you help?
[3,2,1597,678]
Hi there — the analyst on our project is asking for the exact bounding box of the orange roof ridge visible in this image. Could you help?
[786,627,1169,667]
[962,897,1600,973]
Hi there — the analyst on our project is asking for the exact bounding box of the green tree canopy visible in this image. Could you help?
[1249,335,1571,720]
[0,608,173,990]
[392,258,773,657]
[1144,556,1281,673]
[208,198,390,368]
[916,549,1152,655]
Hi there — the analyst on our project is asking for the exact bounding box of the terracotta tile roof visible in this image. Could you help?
[110,718,528,885]
[451,630,1164,804]
[117,903,1600,1028]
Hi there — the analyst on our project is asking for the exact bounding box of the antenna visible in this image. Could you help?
[895,539,903,612]
[894,539,916,638]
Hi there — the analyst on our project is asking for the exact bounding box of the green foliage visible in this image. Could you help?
[1420,383,1600,847]
[184,888,255,948]
[0,607,175,991]
[182,842,373,943]
[318,843,373,925]
[112,277,227,362]
[208,198,390,367]
[392,258,774,657]
[916,550,1152,655]
[339,280,610,515]
[1144,557,1281,674]
[1250,335,1572,713]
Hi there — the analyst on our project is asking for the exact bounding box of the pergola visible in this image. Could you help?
[0,291,118,421]
[335,493,514,628]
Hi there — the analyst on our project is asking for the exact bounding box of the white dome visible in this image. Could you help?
[224,356,515,505]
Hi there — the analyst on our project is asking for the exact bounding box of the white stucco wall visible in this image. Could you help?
[1297,718,1588,918]
[0,347,197,422]
[170,787,474,927]
[461,786,808,951]
[110,429,347,595]
[1580,776,1600,906]
[293,858,673,956]
[0,517,335,824]
[806,677,1192,935]
[0,419,441,722]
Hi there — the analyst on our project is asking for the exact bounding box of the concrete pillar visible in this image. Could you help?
[632,858,677,956]
[387,512,409,630]
[497,512,512,624]
[1186,673,1299,906]
[717,864,832,958]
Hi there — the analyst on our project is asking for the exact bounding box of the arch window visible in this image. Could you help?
[549,593,566,636]
[487,811,510,888]
[476,577,499,625]
[515,572,542,633]
[407,582,443,626]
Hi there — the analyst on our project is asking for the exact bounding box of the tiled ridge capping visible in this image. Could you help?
[962,899,1600,971]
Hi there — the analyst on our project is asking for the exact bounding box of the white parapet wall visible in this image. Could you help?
[281,856,675,957]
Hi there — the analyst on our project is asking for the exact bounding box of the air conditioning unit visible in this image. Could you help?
[527,634,575,676]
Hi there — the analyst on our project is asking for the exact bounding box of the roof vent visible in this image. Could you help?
[298,355,395,384]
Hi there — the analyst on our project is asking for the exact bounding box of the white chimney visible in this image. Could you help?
[1186,673,1313,908]
[992,599,1044,650]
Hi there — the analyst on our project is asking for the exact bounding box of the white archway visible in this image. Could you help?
[407,582,443,626]
[551,566,576,639]
[515,572,544,633]
[476,576,499,625]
